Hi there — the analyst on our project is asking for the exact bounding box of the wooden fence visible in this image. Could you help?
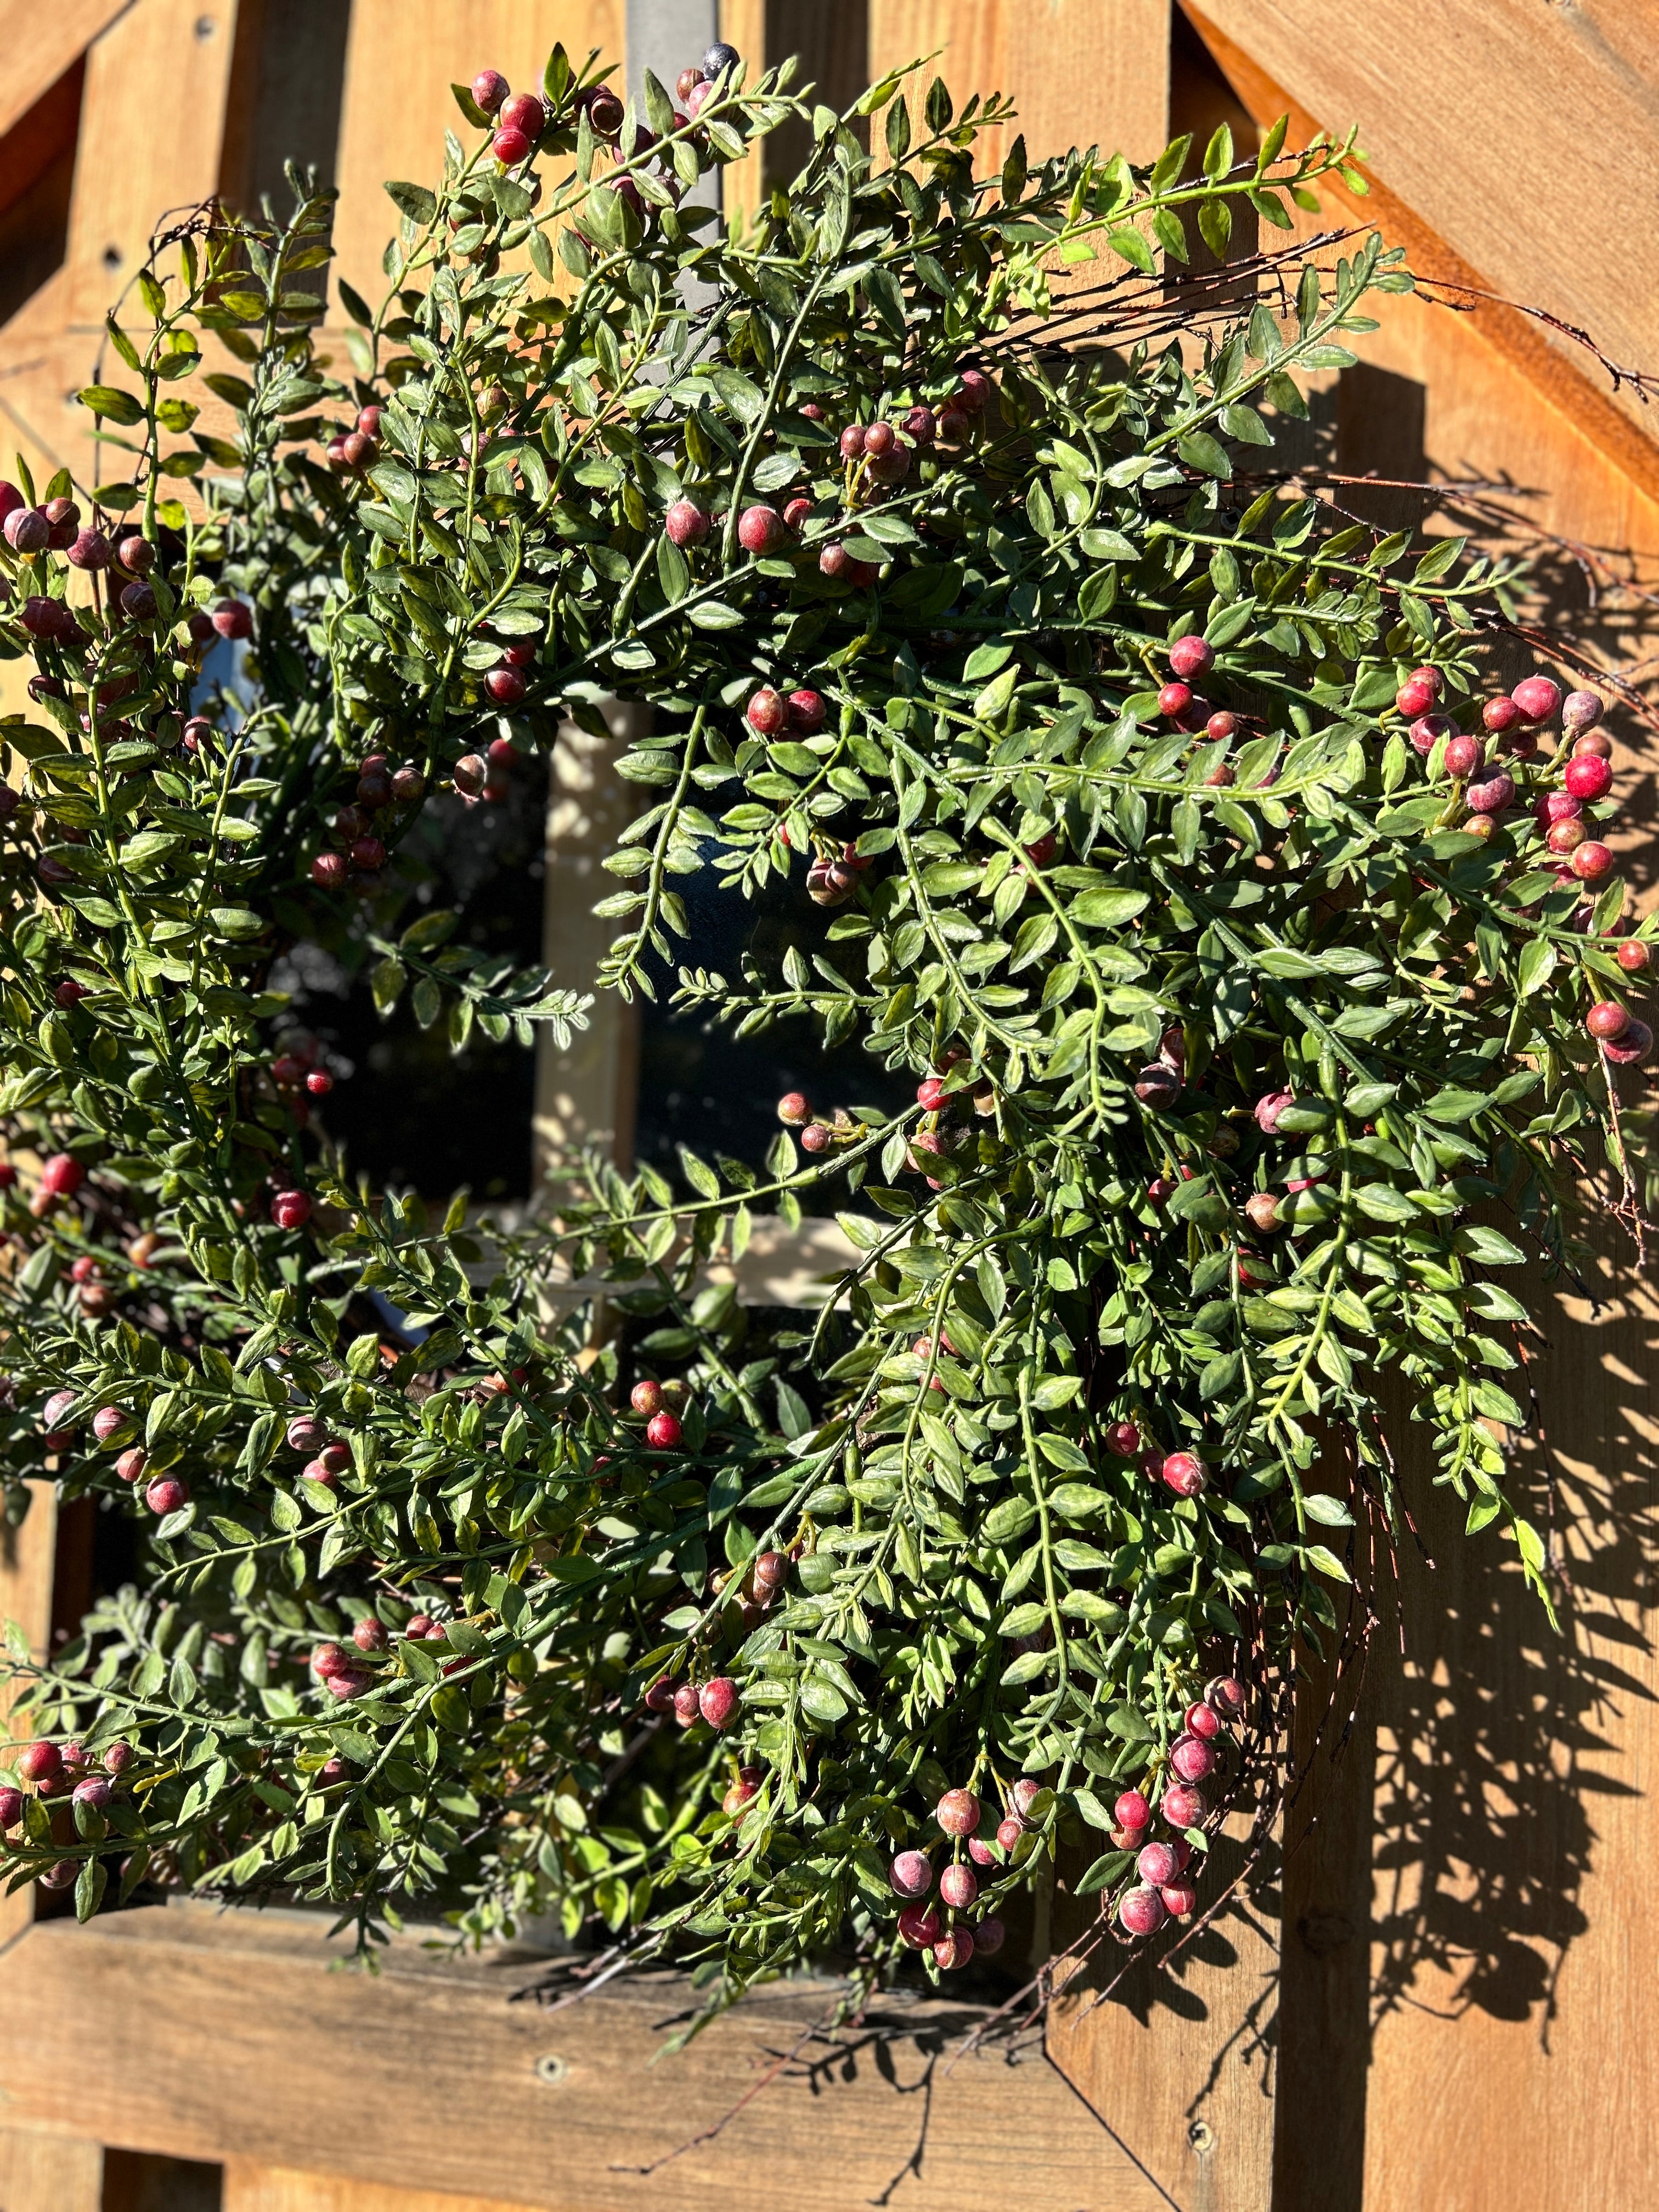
[1,4,1657,2208]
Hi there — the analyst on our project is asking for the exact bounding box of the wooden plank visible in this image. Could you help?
[1184,3,1659,506]
[0,1482,60,1954]
[225,2163,540,2212]
[868,0,1171,172]
[64,0,247,328]
[532,709,645,1179]
[330,2,625,315]
[0,1904,1156,2211]
[1193,2,1659,446]
[0,0,129,145]
[0,2126,104,2212]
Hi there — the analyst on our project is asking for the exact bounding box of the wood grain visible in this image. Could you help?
[0,2126,104,2212]
[0,0,130,143]
[224,2163,541,2212]
[0,1483,60,1954]
[0,1904,1156,2211]
[64,0,246,327]
[1193,1,1659,443]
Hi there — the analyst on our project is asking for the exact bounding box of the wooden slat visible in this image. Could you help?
[0,2126,104,2212]
[0,1904,1155,2211]
[0,0,131,144]
[330,2,625,315]
[64,0,247,328]
[1186,3,1659,504]
[0,1482,60,1954]
[224,2163,540,2212]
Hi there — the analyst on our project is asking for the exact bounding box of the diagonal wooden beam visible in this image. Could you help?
[1183,2,1659,510]
[0,0,133,143]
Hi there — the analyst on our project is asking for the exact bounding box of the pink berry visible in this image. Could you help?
[898,1903,941,1949]
[1562,689,1604,735]
[353,1617,389,1653]
[967,1837,996,1867]
[114,1448,147,1484]
[1587,1001,1630,1041]
[211,599,252,640]
[1565,754,1612,802]
[1443,733,1483,777]
[1104,1421,1141,1458]
[996,1815,1024,1852]
[17,1741,61,1785]
[1482,695,1522,733]
[777,1092,810,1125]
[492,125,532,165]
[646,1410,682,1448]
[699,1677,739,1729]
[800,1123,831,1154]
[1572,840,1613,882]
[1537,791,1582,826]
[1160,1878,1199,1917]
[1184,1700,1223,1742]
[145,1475,188,1515]
[1114,1788,1151,1830]
[1119,1884,1167,1937]
[1465,772,1514,815]
[92,1405,128,1443]
[935,1787,980,1838]
[4,507,49,554]
[916,1077,947,1110]
[1009,1778,1043,1820]
[103,1741,133,1775]
[890,1849,933,1898]
[933,1928,974,1970]
[1617,940,1651,974]
[973,1914,1006,1956]
[1170,1734,1216,1781]
[664,499,711,549]
[0,1785,23,1828]
[1513,675,1562,724]
[1395,674,1437,719]
[72,1775,112,1812]
[745,687,787,735]
[1158,681,1193,720]
[737,505,784,555]
[1254,1090,1294,1133]
[41,1153,85,1198]
[1206,1675,1246,1718]
[939,1863,979,1910]
[1160,1451,1207,1498]
[1604,1018,1654,1066]
[1169,635,1214,680]
[672,1684,701,1727]
[787,687,825,733]
[1162,1782,1207,1829]
[67,528,111,571]
[499,92,545,138]
[485,665,527,704]
[472,69,509,114]
[1137,1841,1181,1886]
[270,1189,312,1231]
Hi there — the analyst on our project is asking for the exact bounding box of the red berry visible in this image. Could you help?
[0,1785,22,1828]
[1170,1734,1216,1781]
[1206,1676,1246,1718]
[41,1153,84,1197]
[1184,1700,1223,1741]
[1104,1420,1141,1457]
[1160,1450,1207,1497]
[916,1077,947,1110]
[1603,1018,1654,1066]
[72,1775,112,1812]
[1443,733,1483,777]
[588,86,625,135]
[341,431,376,469]
[967,1837,996,1867]
[644,1678,678,1713]
[1571,840,1613,882]
[898,1903,941,1949]
[1465,772,1514,815]
[306,1069,334,1096]
[737,505,784,554]
[958,369,991,413]
[631,1379,664,1417]
[1205,710,1238,742]
[864,421,895,459]
[67,528,110,570]
[1160,1879,1199,1917]
[499,92,545,138]
[664,499,710,548]
[92,1405,128,1443]
[890,1849,933,1897]
[839,425,867,460]
[145,1475,188,1516]
[1137,1840,1181,1886]
[777,1092,810,1124]
[1114,1788,1151,1829]
[936,406,972,444]
[1546,817,1585,855]
[473,68,509,113]
[699,1676,738,1729]
[668,1683,699,1727]
[1482,695,1522,733]
[70,1254,99,1282]
[745,687,787,735]
[1395,673,1438,719]
[973,1915,1006,1956]
[492,126,532,165]
[485,665,527,705]
[1169,635,1214,680]
[1158,681,1193,719]
[935,1787,980,1837]
[933,1928,974,1970]
[1024,831,1057,868]
[1617,939,1651,973]
[787,687,825,733]
[114,1448,146,1484]
[1009,1777,1043,1820]
[996,1815,1023,1851]
[353,1617,389,1653]
[800,1122,831,1154]
[752,1549,788,1590]
[270,1188,312,1230]
[4,507,48,554]
[1565,754,1612,802]
[1120,1884,1167,1937]
[211,599,252,640]
[1574,730,1613,759]
[1513,675,1562,724]
[17,1740,62,1786]
[646,1410,682,1448]
[1162,1782,1207,1829]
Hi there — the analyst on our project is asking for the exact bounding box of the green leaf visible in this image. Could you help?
[79,386,145,426]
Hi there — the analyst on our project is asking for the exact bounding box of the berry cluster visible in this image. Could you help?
[308,750,425,887]
[1112,1677,1245,1936]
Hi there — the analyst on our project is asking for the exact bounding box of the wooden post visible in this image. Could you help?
[0,2128,104,2212]
[0,1482,59,1954]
